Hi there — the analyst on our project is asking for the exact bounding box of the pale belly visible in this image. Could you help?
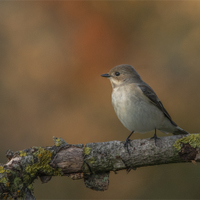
[112,86,166,133]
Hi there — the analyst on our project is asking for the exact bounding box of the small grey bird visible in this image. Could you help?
[101,64,188,150]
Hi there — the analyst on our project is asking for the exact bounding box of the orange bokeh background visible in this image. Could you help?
[0,1,200,199]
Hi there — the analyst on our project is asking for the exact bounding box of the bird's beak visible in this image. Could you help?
[101,73,110,78]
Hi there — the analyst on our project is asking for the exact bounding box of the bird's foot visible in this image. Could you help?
[124,138,132,154]
[150,133,161,146]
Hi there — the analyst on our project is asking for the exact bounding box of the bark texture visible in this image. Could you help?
[0,133,200,199]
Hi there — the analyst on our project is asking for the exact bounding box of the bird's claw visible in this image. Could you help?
[124,138,131,154]
[150,133,161,146]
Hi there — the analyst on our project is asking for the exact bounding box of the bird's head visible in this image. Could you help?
[101,64,141,88]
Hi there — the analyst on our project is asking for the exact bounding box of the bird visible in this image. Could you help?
[101,64,188,152]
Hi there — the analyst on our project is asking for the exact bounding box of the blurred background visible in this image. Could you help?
[0,1,200,199]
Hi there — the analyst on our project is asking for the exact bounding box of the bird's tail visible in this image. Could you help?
[173,126,189,135]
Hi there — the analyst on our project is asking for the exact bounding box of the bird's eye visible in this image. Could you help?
[115,72,120,76]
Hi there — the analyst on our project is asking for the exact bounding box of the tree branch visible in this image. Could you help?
[0,133,200,199]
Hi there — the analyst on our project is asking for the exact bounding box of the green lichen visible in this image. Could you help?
[88,157,95,164]
[0,168,10,189]
[0,170,24,197]
[14,177,23,190]
[55,138,61,146]
[53,136,68,147]
[82,163,90,173]
[174,133,200,151]
[0,177,7,184]
[6,169,11,174]
[25,147,62,180]
[0,166,5,174]
[27,183,34,192]
[83,147,91,156]
[0,146,63,199]
[102,176,109,182]
[5,181,10,187]
[19,151,27,157]
[32,146,39,150]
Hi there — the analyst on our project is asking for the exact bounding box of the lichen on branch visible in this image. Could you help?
[0,134,200,199]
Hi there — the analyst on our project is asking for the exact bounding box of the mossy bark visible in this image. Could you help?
[0,134,199,199]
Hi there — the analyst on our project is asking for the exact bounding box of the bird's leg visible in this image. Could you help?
[124,131,134,154]
[150,129,161,145]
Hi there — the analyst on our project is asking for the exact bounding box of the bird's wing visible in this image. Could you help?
[138,83,177,126]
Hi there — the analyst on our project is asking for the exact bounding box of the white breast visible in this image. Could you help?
[111,84,166,133]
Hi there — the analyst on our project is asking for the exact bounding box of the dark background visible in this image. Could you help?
[0,1,200,199]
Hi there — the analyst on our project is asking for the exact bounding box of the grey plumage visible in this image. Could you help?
[101,64,188,138]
